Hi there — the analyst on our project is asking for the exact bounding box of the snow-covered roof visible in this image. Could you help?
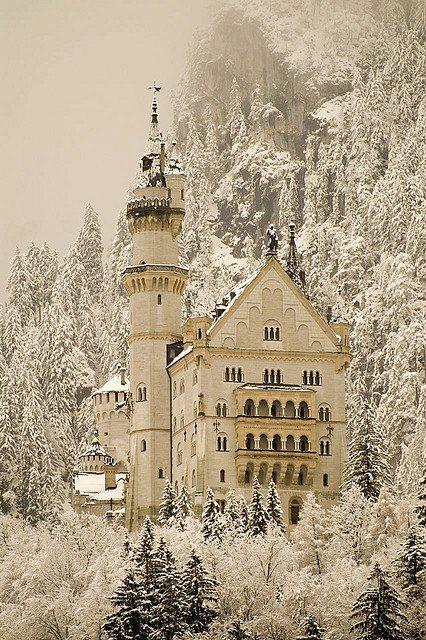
[94,372,130,395]
[74,473,127,501]
[167,345,193,368]
[80,431,110,458]
[208,264,264,331]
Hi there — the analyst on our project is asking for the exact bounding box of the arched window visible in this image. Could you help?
[325,440,331,455]
[276,369,281,384]
[270,369,275,384]
[246,433,255,450]
[244,467,251,484]
[323,473,329,487]
[290,499,301,525]
[309,371,314,385]
[217,436,222,451]
[222,403,227,417]
[180,410,184,429]
[298,465,307,485]
[284,401,296,418]
[302,371,308,385]
[325,408,331,421]
[177,444,182,465]
[180,379,185,394]
[231,368,236,382]
[264,327,269,341]
[269,327,275,341]
[158,468,164,479]
[286,435,295,451]
[219,499,226,513]
[272,434,282,451]
[258,465,266,484]
[319,407,324,421]
[275,327,280,340]
[315,371,320,385]
[141,439,147,452]
[299,436,309,452]
[193,370,198,385]
[237,368,243,382]
[197,328,202,339]
[216,403,221,417]
[225,367,230,382]
[259,434,268,450]
[264,325,281,341]
[271,400,282,417]
[244,399,255,416]
[217,433,228,451]
[137,385,147,402]
[258,400,269,417]
[173,381,177,398]
[157,294,162,305]
[272,469,278,484]
[299,402,309,419]
[320,441,324,455]
[191,434,196,457]
[319,405,331,421]
[264,369,269,383]
[223,436,227,451]
[192,469,196,487]
[220,469,226,483]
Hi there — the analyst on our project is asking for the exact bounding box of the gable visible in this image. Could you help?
[208,258,339,353]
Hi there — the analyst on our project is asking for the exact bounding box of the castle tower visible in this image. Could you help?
[124,85,187,530]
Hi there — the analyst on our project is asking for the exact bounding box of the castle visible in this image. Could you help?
[79,89,350,530]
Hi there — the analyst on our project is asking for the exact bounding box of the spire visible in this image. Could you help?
[132,81,166,190]
[286,221,306,290]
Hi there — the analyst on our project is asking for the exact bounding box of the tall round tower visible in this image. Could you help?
[124,86,187,530]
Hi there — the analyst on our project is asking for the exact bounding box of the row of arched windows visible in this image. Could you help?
[94,391,125,405]
[264,326,281,341]
[216,402,228,417]
[245,433,311,452]
[319,406,331,421]
[264,369,282,384]
[302,371,322,385]
[244,399,310,419]
[225,367,244,382]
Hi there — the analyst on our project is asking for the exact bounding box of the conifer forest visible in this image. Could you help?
[0,1,425,639]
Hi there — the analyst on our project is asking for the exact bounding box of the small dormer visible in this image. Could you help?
[182,316,213,348]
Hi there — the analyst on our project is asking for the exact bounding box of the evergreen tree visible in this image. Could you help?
[248,476,269,537]
[224,489,244,533]
[396,526,426,592]
[7,247,32,325]
[238,495,249,533]
[227,620,251,640]
[181,550,218,632]
[292,492,329,575]
[76,203,104,301]
[345,397,391,502]
[416,465,426,527]
[202,487,223,542]
[158,481,178,526]
[350,565,406,640]
[103,569,152,640]
[2,303,22,363]
[266,479,286,533]
[176,484,193,526]
[0,393,15,514]
[296,615,324,640]
[150,539,186,640]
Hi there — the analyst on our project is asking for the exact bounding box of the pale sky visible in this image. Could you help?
[0,0,208,294]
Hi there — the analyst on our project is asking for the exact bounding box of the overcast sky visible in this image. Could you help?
[0,0,208,294]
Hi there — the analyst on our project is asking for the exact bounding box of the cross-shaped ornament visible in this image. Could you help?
[213,419,221,433]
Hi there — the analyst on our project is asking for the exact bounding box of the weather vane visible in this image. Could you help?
[148,81,162,95]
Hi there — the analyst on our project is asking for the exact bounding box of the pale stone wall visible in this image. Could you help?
[94,391,129,469]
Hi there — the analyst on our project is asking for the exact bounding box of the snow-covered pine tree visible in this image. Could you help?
[176,484,193,526]
[350,564,406,640]
[396,526,426,592]
[158,481,178,526]
[266,479,286,533]
[238,495,249,533]
[248,476,269,537]
[7,247,33,326]
[103,569,152,640]
[150,539,186,640]
[292,492,329,575]
[296,615,324,640]
[344,394,391,502]
[202,487,223,542]
[133,516,156,580]
[181,549,218,633]
[0,393,15,514]
[416,465,426,527]
[2,303,22,363]
[76,203,104,302]
[227,619,251,640]
[224,489,243,534]
[77,284,100,372]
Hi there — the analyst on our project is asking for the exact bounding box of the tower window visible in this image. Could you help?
[323,473,329,487]
[290,499,301,525]
[157,294,162,305]
[141,439,147,452]
[137,385,147,402]
[197,328,202,339]
[220,469,226,483]
[264,326,281,341]
[158,468,164,479]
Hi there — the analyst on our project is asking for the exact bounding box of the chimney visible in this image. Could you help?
[120,366,126,386]
[104,463,117,490]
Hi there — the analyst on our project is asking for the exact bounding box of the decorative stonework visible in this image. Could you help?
[127,209,184,238]
[123,266,188,297]
[128,332,182,344]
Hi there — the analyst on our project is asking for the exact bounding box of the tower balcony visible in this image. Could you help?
[234,414,317,452]
[234,383,317,421]
[235,448,318,489]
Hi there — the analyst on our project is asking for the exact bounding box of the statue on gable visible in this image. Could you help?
[266,224,278,254]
